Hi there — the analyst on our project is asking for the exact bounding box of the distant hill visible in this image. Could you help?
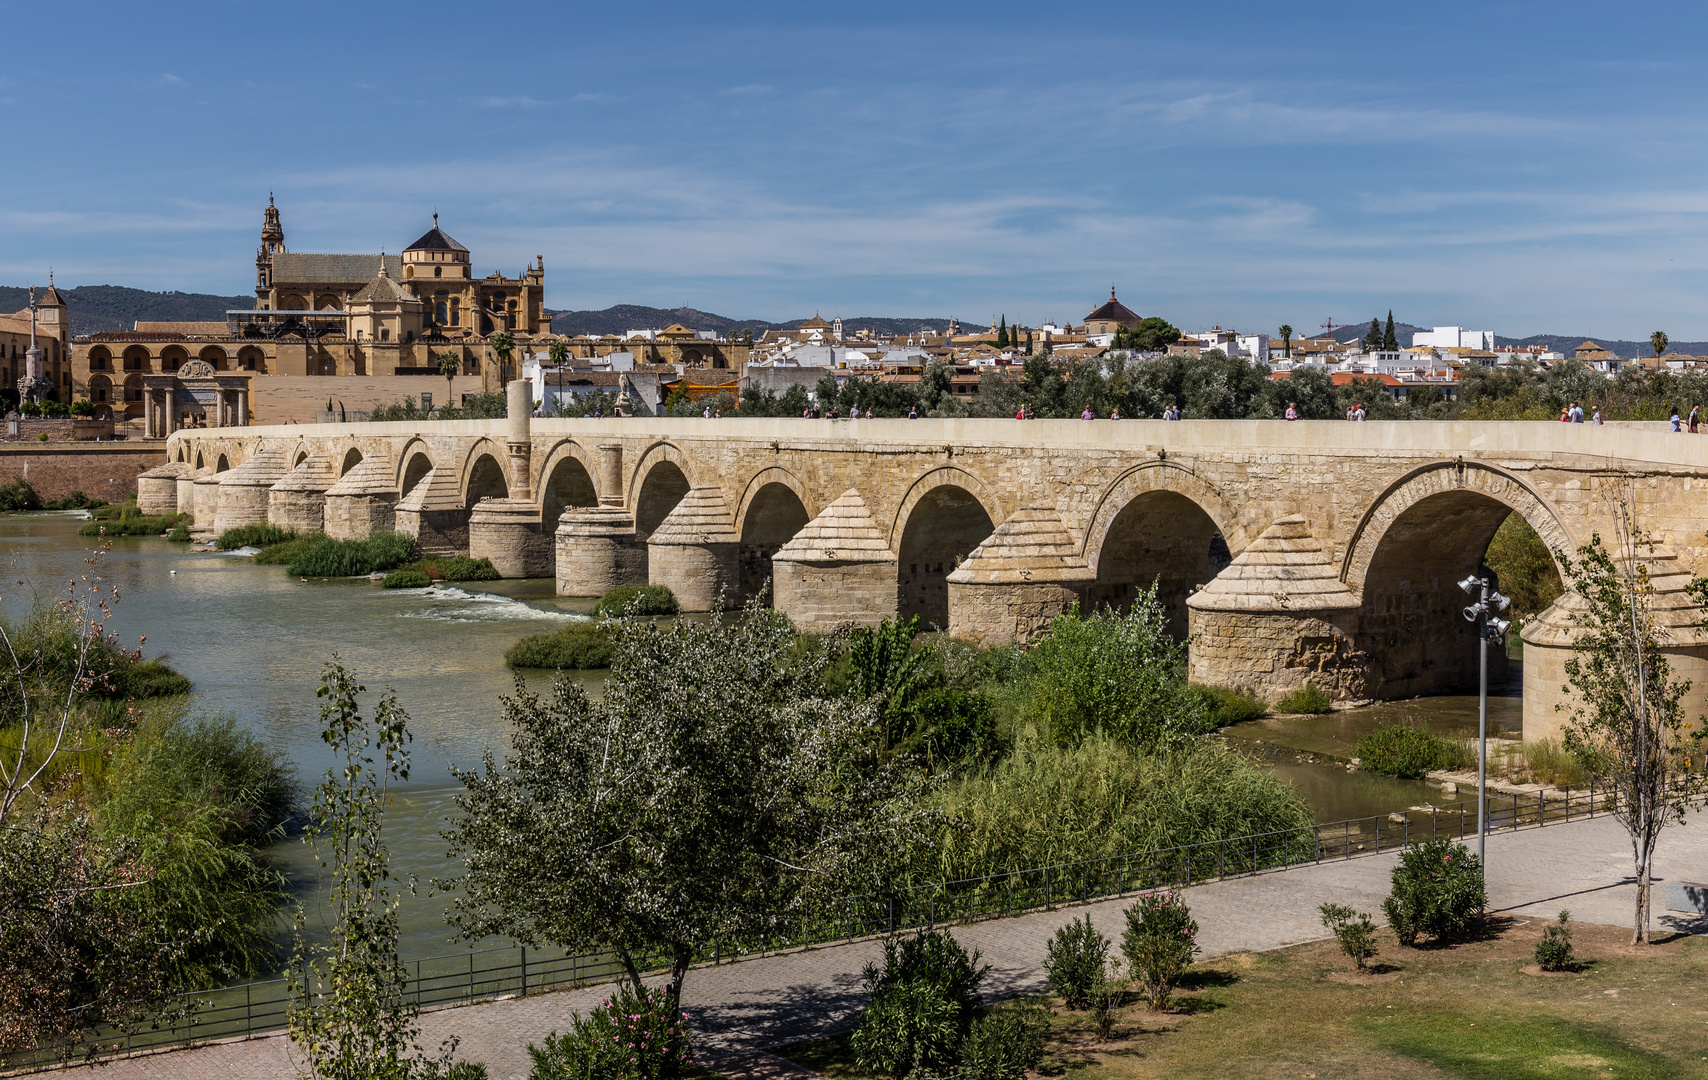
[1325,318,1429,345]
[0,285,252,336]
[549,304,977,339]
[1494,335,1708,359]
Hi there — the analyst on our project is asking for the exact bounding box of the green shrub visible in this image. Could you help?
[1357,725,1472,778]
[1275,682,1333,714]
[850,930,989,1079]
[1016,593,1210,750]
[167,523,192,543]
[910,687,999,767]
[958,1002,1049,1080]
[1187,683,1269,726]
[69,399,97,417]
[284,531,416,577]
[1044,914,1110,1010]
[927,735,1312,882]
[252,534,321,564]
[381,569,432,589]
[594,584,679,617]
[0,476,42,512]
[1383,837,1487,947]
[1122,891,1198,1009]
[442,556,501,582]
[98,711,296,984]
[76,503,188,537]
[1535,910,1576,972]
[525,983,692,1080]
[1517,738,1591,788]
[505,623,615,669]
[41,491,104,511]
[119,659,193,699]
[1319,903,1379,971]
[215,523,294,550]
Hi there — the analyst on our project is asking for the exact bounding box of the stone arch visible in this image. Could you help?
[89,373,112,405]
[538,442,600,525]
[628,442,697,538]
[215,453,230,472]
[341,447,364,476]
[87,346,112,371]
[534,440,601,503]
[159,345,189,373]
[1081,463,1244,637]
[893,467,1002,628]
[294,447,309,466]
[462,440,509,506]
[193,450,204,469]
[1343,461,1572,698]
[733,466,816,535]
[199,345,227,369]
[122,345,151,372]
[398,439,435,499]
[282,294,308,311]
[237,345,265,372]
[737,471,814,604]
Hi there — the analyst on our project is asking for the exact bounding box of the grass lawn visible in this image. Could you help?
[775,918,1708,1080]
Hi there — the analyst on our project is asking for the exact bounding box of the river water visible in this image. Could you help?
[0,513,1524,968]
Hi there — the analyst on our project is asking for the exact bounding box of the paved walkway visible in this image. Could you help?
[43,815,1708,1080]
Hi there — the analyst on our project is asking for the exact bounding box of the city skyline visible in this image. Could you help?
[3,1,1708,338]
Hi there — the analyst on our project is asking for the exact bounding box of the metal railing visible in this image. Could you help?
[8,777,1659,1070]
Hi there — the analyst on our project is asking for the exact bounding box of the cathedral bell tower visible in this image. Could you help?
[256,194,285,303]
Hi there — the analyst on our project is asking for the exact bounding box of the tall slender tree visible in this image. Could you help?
[1362,318,1382,352]
[1651,331,1669,357]
[1559,496,1706,944]
[1278,324,1293,358]
[1383,310,1399,352]
[997,316,1009,349]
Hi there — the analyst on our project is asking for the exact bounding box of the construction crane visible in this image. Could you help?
[1319,317,1355,338]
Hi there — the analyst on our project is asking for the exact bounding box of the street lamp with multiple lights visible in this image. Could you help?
[1460,573,1512,874]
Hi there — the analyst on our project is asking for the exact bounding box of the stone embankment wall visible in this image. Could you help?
[0,444,164,501]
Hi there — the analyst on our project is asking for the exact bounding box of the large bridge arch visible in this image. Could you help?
[1081,462,1244,636]
[460,438,509,506]
[736,467,816,604]
[535,439,601,525]
[893,466,1004,627]
[629,442,697,538]
[396,438,435,499]
[1344,461,1573,698]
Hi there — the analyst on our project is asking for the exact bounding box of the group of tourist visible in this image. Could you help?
[1668,404,1702,432]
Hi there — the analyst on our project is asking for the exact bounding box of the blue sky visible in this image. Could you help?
[2,1,1706,338]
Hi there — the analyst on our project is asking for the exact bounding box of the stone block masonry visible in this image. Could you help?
[163,416,1708,740]
[0,444,164,502]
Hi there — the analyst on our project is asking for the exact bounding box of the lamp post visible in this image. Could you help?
[1459,573,1512,874]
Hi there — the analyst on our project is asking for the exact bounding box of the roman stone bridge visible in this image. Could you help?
[149,391,1708,740]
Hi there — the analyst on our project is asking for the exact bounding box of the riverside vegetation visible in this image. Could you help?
[0,567,295,1064]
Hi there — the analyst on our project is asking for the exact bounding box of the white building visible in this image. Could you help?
[1411,326,1495,350]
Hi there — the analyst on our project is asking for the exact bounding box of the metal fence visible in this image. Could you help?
[9,778,1647,1070]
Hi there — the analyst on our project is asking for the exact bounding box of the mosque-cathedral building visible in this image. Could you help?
[67,198,749,426]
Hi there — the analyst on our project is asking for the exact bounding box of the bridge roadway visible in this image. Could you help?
[155,409,1708,739]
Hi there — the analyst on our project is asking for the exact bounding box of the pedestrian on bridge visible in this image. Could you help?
[1082,406,1095,420]
[1285,402,1298,421]
[1690,404,1700,433]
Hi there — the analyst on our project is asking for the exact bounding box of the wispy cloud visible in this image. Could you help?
[719,83,773,97]
[478,95,550,109]
[157,73,185,87]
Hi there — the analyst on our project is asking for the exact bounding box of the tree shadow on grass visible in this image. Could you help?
[1177,968,1238,990]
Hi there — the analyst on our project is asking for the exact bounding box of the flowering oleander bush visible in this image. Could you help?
[1121,891,1199,1009]
[1383,836,1487,947]
[850,929,989,1079]
[526,984,693,1080]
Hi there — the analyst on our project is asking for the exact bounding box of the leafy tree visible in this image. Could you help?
[441,607,936,1009]
[847,617,929,753]
[1023,330,1033,356]
[1560,504,1707,943]
[1362,317,1382,352]
[1020,355,1066,416]
[1112,316,1180,353]
[1181,349,1270,419]
[1651,330,1669,357]
[919,359,952,411]
[1276,365,1337,419]
[288,663,479,1079]
[1383,310,1399,352]
[1277,324,1292,357]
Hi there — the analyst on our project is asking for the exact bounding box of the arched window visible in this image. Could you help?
[434,266,443,278]
[435,302,448,324]
[449,298,460,327]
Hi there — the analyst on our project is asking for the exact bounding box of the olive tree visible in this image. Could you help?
[1558,500,1706,943]
[441,606,937,1008]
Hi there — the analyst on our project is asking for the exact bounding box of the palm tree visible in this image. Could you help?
[547,340,569,366]
[1278,324,1293,358]
[1651,331,1669,357]
[490,330,516,383]
[437,350,460,413]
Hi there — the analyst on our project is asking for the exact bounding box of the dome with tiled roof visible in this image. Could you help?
[1085,287,1139,325]
[404,214,469,254]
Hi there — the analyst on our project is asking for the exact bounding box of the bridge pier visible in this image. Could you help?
[1187,517,1372,704]
[469,500,553,578]
[1520,545,1708,742]
[946,506,1093,645]
[213,447,292,536]
[647,487,739,611]
[268,452,336,535]
[395,467,470,555]
[772,489,898,632]
[323,456,399,540]
[190,470,226,540]
[554,442,646,595]
[137,461,192,515]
